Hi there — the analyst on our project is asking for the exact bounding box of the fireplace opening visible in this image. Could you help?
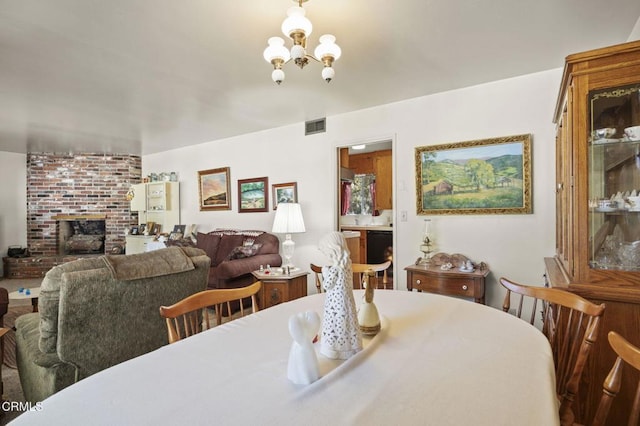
[58,219,106,255]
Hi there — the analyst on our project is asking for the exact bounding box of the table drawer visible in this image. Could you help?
[411,275,477,298]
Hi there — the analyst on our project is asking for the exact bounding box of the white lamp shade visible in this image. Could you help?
[263,37,291,63]
[281,6,312,37]
[314,34,341,61]
[272,203,306,234]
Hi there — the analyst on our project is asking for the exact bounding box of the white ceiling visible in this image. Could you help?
[1,0,639,156]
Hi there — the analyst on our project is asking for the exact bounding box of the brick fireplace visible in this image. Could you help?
[26,153,142,257]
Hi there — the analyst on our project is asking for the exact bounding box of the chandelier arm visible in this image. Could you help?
[305,54,322,64]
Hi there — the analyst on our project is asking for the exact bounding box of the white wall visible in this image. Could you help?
[629,16,640,41]
[144,67,562,308]
[0,152,27,276]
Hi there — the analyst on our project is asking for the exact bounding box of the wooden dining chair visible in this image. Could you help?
[585,331,640,426]
[311,263,324,294]
[159,281,261,344]
[311,261,391,293]
[352,261,391,290]
[500,277,606,426]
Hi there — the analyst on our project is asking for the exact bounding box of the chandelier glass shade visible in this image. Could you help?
[264,0,341,85]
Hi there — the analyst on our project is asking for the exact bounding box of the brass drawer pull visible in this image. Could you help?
[462,285,468,291]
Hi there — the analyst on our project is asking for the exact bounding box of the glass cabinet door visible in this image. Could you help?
[589,84,640,270]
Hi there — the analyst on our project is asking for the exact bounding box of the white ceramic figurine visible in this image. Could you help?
[287,311,321,385]
[318,231,362,360]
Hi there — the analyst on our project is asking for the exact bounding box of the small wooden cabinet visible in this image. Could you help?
[252,270,308,310]
[405,255,489,304]
[549,40,640,425]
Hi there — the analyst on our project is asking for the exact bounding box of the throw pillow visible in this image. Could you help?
[226,243,263,260]
[196,233,221,265]
[215,234,245,265]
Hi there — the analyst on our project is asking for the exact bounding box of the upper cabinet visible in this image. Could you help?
[348,149,393,211]
[129,181,180,234]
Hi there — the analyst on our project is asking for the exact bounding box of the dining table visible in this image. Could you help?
[10,290,559,425]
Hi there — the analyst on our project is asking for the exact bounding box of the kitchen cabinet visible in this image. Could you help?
[548,39,640,426]
[342,231,361,265]
[349,149,393,210]
[341,227,367,263]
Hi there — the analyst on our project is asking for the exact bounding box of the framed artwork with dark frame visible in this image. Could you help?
[415,134,532,215]
[198,167,231,211]
[272,182,298,210]
[238,177,269,213]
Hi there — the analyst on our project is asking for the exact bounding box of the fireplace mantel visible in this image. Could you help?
[52,214,107,220]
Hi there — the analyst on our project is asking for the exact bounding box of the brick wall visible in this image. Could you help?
[26,153,141,256]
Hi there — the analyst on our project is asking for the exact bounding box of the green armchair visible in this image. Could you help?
[15,246,210,402]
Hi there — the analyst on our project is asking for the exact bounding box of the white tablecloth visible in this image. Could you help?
[11,291,559,426]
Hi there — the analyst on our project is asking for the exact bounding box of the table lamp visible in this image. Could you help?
[272,203,306,268]
[419,219,434,265]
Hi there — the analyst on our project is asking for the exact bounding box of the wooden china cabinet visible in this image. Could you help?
[547,39,640,426]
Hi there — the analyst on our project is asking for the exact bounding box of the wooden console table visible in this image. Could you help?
[405,253,489,304]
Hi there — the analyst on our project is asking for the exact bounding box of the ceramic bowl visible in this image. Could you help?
[593,128,617,139]
[624,126,640,141]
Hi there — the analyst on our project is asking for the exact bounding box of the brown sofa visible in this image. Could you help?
[194,229,282,290]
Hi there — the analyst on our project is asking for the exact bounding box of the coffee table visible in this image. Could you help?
[9,287,41,312]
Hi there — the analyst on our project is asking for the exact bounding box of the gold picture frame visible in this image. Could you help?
[415,134,532,215]
[198,167,231,211]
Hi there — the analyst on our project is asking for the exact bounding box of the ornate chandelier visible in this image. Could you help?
[263,0,342,85]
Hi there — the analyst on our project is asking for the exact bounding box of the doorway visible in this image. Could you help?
[337,140,394,287]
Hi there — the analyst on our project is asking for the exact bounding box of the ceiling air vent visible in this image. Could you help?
[305,118,326,135]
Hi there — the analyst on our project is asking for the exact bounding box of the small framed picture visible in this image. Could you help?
[169,231,183,240]
[146,221,156,235]
[238,177,269,213]
[272,182,298,210]
[139,224,146,234]
[173,225,186,234]
[152,223,162,235]
[130,226,139,235]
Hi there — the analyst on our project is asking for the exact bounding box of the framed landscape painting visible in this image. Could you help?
[198,167,231,211]
[415,134,532,215]
[272,182,298,209]
[238,176,269,213]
